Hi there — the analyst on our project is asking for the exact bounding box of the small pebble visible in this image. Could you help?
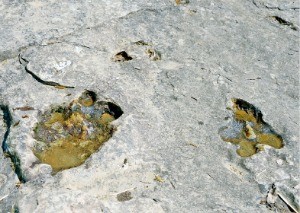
[276,159,283,165]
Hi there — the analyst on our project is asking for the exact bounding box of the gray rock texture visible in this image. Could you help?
[0,0,299,212]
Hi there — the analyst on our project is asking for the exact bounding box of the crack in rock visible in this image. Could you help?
[18,54,75,89]
[270,16,298,31]
[0,105,26,183]
[252,0,299,11]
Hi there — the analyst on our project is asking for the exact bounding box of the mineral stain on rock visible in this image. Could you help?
[33,90,123,172]
[117,191,132,202]
[219,98,283,157]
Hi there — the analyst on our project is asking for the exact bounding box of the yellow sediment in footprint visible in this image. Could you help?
[233,109,257,124]
[222,137,242,145]
[34,133,111,172]
[44,112,64,127]
[236,140,257,157]
[99,113,115,125]
[257,134,283,149]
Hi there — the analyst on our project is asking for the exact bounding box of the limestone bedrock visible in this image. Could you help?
[0,0,299,212]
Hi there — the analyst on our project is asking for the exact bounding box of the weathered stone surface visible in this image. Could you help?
[0,0,299,212]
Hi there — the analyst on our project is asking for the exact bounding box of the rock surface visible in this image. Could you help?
[0,0,299,212]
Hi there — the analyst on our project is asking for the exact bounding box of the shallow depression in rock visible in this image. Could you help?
[219,98,283,157]
[33,90,123,172]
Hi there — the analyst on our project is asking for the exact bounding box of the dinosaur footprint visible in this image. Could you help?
[219,98,283,157]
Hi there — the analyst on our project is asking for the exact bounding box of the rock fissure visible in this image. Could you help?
[265,6,299,11]
[252,0,299,11]
[18,54,75,89]
[0,105,26,183]
[270,16,298,31]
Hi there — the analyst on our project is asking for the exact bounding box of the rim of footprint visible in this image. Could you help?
[33,90,123,172]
